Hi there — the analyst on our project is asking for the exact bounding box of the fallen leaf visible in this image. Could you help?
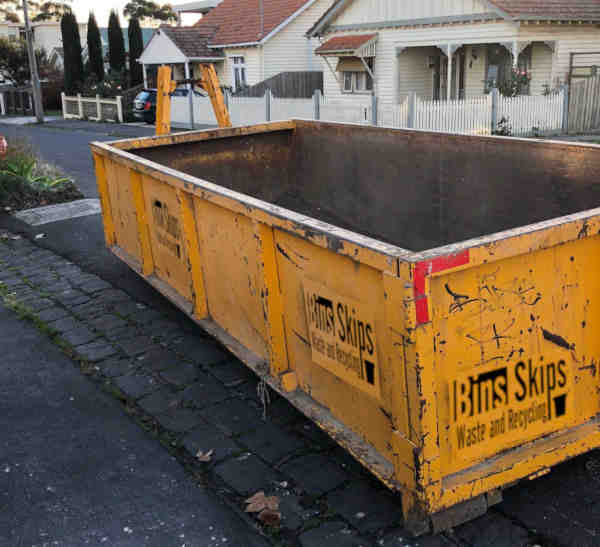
[245,491,279,513]
[195,449,214,462]
[258,508,281,526]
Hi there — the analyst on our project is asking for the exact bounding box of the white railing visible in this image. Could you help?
[415,95,492,135]
[498,90,565,136]
[170,88,567,137]
[61,92,123,123]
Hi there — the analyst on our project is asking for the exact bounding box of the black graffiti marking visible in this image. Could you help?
[276,244,304,270]
[492,323,511,349]
[293,330,310,346]
[542,328,574,350]
[578,221,589,239]
[445,283,484,313]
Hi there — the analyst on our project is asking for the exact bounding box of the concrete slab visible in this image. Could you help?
[13,199,101,226]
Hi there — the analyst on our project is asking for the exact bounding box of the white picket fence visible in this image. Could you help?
[413,95,493,135]
[61,92,123,123]
[498,91,565,136]
[170,88,567,137]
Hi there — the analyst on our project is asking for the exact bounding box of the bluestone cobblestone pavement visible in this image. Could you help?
[2,233,600,546]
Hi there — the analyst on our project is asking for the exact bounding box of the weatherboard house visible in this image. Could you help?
[306,0,600,104]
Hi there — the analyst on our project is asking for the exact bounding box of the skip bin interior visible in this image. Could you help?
[131,121,600,252]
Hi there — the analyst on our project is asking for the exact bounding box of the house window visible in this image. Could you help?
[339,57,374,94]
[231,56,247,91]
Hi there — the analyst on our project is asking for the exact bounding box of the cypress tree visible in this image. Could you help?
[60,11,84,94]
[108,10,126,73]
[128,17,143,86]
[87,12,104,81]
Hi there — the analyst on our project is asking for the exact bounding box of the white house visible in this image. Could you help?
[306,0,600,104]
[139,0,333,91]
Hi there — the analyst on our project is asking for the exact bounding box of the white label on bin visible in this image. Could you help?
[303,279,380,398]
[449,354,572,460]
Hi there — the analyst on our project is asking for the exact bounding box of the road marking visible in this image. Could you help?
[14,199,102,226]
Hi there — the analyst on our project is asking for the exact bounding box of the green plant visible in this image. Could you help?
[87,12,104,82]
[61,10,84,94]
[108,10,126,73]
[128,17,144,86]
[0,156,36,179]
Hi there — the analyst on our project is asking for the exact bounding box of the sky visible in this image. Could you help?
[72,0,201,26]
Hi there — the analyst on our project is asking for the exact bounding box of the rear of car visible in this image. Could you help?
[133,90,156,124]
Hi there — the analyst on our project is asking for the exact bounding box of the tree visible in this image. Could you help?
[87,12,104,82]
[128,17,143,86]
[108,10,126,73]
[60,10,83,94]
[0,0,71,23]
[124,0,176,23]
[0,38,55,85]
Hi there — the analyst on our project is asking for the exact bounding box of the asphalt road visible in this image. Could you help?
[0,301,268,547]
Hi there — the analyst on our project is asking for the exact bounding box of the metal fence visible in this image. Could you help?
[61,93,124,123]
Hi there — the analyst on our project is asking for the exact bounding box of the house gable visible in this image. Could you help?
[309,0,503,35]
[139,30,187,64]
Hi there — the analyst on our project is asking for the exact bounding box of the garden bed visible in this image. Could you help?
[0,138,83,211]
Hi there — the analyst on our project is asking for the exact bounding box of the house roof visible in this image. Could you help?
[194,0,316,46]
[315,33,376,54]
[158,25,224,58]
[307,0,600,36]
[489,0,600,21]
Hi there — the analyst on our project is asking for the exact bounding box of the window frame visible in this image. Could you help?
[231,55,247,92]
[340,57,375,94]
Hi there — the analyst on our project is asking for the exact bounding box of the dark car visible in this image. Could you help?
[133,89,157,124]
[133,88,195,124]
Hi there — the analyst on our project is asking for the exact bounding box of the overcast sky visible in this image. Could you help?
[72,1,201,27]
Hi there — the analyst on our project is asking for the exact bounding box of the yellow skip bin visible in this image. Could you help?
[91,120,600,535]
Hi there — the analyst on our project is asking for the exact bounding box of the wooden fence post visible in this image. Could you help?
[371,93,378,126]
[491,87,499,133]
[96,94,101,121]
[77,93,83,118]
[61,91,66,118]
[313,89,321,120]
[265,88,271,122]
[562,84,570,134]
[407,92,417,128]
[116,96,123,123]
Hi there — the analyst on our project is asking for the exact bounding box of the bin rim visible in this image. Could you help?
[91,121,600,270]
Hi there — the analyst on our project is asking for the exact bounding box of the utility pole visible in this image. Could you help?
[22,0,44,123]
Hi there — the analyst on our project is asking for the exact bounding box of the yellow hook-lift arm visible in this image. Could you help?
[155,64,232,136]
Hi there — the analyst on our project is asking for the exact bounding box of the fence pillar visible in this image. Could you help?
[407,91,417,128]
[224,89,230,113]
[491,87,499,133]
[61,92,66,118]
[313,89,321,120]
[265,88,271,122]
[0,92,4,116]
[77,93,83,119]
[96,94,101,121]
[562,84,570,134]
[371,93,378,126]
[116,96,123,123]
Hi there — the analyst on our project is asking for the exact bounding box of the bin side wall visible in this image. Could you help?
[132,132,296,206]
[428,233,600,478]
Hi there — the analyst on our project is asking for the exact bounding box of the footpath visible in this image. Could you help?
[1,231,599,547]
